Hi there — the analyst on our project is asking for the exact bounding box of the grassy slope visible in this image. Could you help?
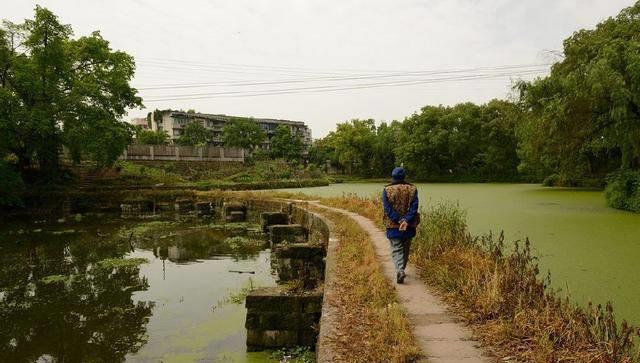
[85,160,330,191]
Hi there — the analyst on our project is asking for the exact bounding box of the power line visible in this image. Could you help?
[143,69,545,102]
[140,57,549,75]
[136,63,551,90]
[136,58,551,79]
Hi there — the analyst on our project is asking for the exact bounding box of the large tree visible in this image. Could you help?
[222,117,265,151]
[330,119,377,175]
[0,6,142,175]
[394,101,521,180]
[176,122,209,146]
[517,1,640,183]
[270,125,304,161]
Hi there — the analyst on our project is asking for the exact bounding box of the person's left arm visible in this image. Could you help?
[400,190,419,223]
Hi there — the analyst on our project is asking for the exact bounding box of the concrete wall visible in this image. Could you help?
[120,144,244,162]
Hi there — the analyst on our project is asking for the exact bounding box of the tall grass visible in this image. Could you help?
[308,205,421,362]
[323,196,640,363]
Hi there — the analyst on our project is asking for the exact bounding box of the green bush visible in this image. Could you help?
[542,174,559,187]
[0,161,25,207]
[605,170,640,212]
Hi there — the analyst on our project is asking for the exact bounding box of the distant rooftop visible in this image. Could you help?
[166,110,307,126]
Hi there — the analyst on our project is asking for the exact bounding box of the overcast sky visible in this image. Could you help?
[3,0,635,137]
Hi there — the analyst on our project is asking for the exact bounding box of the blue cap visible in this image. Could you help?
[391,167,406,181]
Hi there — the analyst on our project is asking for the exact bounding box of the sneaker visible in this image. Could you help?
[396,270,406,284]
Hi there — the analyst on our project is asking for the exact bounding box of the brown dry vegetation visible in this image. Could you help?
[308,205,422,363]
[321,194,640,363]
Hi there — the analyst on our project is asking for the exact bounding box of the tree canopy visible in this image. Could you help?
[270,125,304,161]
[176,122,210,146]
[0,6,141,175]
[135,128,169,145]
[221,117,265,150]
[517,1,640,184]
[311,103,521,180]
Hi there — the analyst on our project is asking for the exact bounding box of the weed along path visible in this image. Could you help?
[310,202,492,363]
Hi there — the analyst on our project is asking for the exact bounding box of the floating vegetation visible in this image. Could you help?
[217,278,255,306]
[271,346,316,363]
[209,222,252,231]
[96,257,149,269]
[117,221,176,239]
[51,229,78,235]
[41,274,74,285]
[223,236,267,251]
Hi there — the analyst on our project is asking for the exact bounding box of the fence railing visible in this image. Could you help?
[120,144,245,162]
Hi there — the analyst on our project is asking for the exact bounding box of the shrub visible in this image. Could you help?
[0,161,25,207]
[605,170,640,212]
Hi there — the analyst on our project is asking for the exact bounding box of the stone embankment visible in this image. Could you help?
[244,200,332,351]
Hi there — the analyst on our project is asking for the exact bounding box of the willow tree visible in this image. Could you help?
[0,6,142,178]
[517,2,640,182]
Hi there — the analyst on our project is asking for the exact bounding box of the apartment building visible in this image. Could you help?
[149,110,312,149]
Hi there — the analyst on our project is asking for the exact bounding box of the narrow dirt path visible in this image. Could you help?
[311,202,492,363]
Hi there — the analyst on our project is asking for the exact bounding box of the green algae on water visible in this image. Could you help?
[96,257,149,269]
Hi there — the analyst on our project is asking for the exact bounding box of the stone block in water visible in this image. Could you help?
[120,200,154,217]
[269,224,306,245]
[174,199,195,214]
[245,286,323,351]
[224,202,247,222]
[273,243,325,286]
[260,212,289,232]
[195,201,214,216]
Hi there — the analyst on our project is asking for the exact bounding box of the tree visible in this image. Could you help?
[222,117,265,151]
[477,100,521,179]
[176,122,210,146]
[270,125,304,161]
[370,121,400,175]
[136,128,169,145]
[517,1,640,184]
[0,7,141,177]
[395,101,520,180]
[330,119,377,175]
[308,134,338,172]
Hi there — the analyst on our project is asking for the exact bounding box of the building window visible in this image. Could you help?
[173,129,181,136]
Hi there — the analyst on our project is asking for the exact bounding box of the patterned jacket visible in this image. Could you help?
[382,182,420,234]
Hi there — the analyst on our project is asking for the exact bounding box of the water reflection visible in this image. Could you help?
[0,215,274,362]
[141,228,267,264]
[0,236,153,362]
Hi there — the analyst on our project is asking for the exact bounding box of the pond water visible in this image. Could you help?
[279,183,640,325]
[0,214,277,363]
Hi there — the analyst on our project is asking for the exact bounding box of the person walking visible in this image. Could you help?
[382,167,420,284]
